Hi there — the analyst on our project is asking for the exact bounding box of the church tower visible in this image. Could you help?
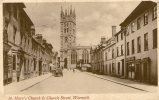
[60,6,76,68]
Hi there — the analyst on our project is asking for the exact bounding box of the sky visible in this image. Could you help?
[24,1,140,53]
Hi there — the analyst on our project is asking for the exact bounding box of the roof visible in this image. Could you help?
[76,45,91,49]
[114,29,122,36]
[22,9,34,25]
[120,1,157,26]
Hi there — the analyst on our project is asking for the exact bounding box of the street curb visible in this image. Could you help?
[85,72,149,92]
[20,74,52,92]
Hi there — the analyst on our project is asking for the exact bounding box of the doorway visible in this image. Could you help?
[121,59,124,76]
[64,58,67,68]
[39,61,42,75]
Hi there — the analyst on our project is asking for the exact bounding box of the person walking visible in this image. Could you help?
[73,68,75,73]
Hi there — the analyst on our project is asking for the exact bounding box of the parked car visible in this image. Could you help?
[81,64,91,72]
[54,68,63,77]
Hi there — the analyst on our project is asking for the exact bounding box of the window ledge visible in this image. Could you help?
[153,47,157,49]
[152,17,157,21]
[144,23,148,26]
[144,49,148,51]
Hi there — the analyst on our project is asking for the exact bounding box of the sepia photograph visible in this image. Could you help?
[2,0,159,99]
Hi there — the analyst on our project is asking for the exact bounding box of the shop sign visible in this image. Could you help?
[142,57,150,62]
[135,59,141,63]
[126,56,135,62]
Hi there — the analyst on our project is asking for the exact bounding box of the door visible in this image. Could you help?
[64,58,67,68]
[39,61,42,75]
[122,59,124,76]
[128,63,135,80]
[135,64,140,81]
[143,62,150,83]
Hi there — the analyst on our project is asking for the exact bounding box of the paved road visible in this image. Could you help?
[20,69,145,94]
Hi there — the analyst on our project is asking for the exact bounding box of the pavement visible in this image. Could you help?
[3,69,158,94]
[85,72,158,92]
[4,73,52,94]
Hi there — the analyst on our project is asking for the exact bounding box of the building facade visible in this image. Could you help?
[3,3,56,85]
[114,29,125,77]
[90,1,157,85]
[120,1,157,84]
[103,37,116,76]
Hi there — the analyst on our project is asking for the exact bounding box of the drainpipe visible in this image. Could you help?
[124,26,127,79]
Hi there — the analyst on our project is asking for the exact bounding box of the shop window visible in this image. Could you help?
[144,12,148,25]
[137,17,141,30]
[144,33,148,51]
[152,5,157,20]
[153,28,157,48]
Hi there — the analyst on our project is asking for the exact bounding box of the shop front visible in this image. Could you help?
[126,56,135,80]
[3,43,11,85]
[141,57,151,84]
[135,59,142,82]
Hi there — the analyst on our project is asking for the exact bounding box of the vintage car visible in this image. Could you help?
[54,68,63,77]
[81,64,92,72]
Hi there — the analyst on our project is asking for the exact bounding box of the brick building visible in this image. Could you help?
[3,3,56,85]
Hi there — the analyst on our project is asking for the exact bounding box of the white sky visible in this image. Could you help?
[24,1,140,53]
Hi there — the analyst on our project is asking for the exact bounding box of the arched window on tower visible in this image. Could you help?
[82,49,89,64]
[71,50,77,64]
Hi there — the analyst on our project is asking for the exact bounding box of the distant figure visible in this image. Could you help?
[73,69,75,73]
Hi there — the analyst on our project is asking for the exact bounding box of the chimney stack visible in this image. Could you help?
[112,26,116,36]
[101,36,106,44]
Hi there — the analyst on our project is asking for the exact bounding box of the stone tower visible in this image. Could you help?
[60,6,76,68]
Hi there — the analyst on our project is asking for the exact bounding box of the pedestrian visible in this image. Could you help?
[73,69,75,73]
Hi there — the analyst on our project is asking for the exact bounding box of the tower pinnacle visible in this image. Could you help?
[70,5,72,15]
[61,6,64,17]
